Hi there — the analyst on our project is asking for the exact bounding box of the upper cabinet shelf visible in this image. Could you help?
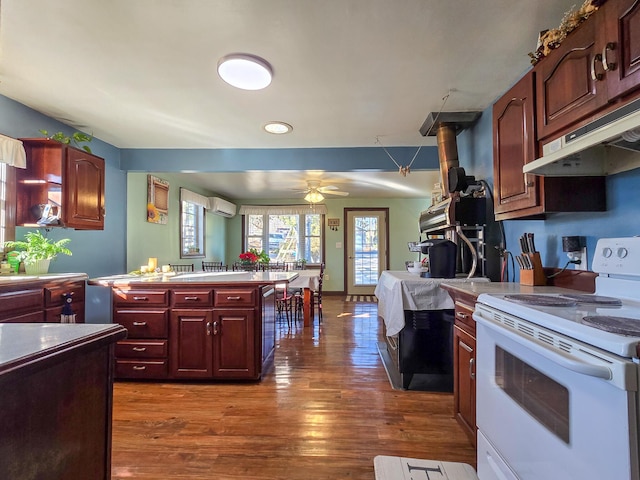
[16,139,105,230]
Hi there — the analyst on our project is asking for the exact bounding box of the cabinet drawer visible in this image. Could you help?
[214,289,256,307]
[114,309,169,338]
[113,289,169,307]
[0,310,45,323]
[0,289,43,317]
[116,340,168,358]
[44,282,85,307]
[172,289,214,307]
[115,359,168,379]
[454,301,475,334]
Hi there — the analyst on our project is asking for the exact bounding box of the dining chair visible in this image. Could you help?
[313,263,325,321]
[169,263,194,273]
[262,262,288,271]
[202,261,227,272]
[286,260,306,271]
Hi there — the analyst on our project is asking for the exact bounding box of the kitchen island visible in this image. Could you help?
[88,270,298,381]
[0,322,126,480]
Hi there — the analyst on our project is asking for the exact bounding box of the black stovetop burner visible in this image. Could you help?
[582,316,640,336]
[504,294,623,307]
[559,294,622,306]
[504,294,576,307]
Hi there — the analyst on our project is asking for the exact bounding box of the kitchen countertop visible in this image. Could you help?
[88,270,298,287]
[0,323,126,374]
[0,272,88,285]
[439,281,582,300]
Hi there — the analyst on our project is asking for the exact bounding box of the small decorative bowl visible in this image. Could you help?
[407,266,427,275]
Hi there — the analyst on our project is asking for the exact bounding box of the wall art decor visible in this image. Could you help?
[147,175,169,224]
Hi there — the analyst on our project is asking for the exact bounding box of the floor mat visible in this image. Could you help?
[345,295,377,302]
[377,341,453,392]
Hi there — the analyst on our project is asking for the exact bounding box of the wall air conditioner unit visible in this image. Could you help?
[208,197,236,218]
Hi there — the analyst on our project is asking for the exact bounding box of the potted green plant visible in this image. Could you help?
[4,231,72,275]
[39,129,94,153]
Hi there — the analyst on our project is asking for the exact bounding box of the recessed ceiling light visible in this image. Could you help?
[264,122,293,134]
[217,54,273,90]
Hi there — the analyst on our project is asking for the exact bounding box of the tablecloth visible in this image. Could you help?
[374,271,489,336]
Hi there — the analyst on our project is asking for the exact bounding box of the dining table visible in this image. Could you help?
[287,269,321,327]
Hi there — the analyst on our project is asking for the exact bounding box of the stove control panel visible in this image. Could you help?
[592,237,640,276]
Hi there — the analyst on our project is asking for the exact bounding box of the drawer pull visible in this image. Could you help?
[206,321,212,336]
[183,296,199,301]
[602,42,616,72]
[132,365,147,371]
[132,347,147,352]
[132,296,149,301]
[213,321,219,335]
[591,53,604,81]
[132,321,147,326]
[456,311,469,320]
[470,358,476,380]
[226,296,241,300]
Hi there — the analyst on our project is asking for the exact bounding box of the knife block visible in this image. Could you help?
[520,252,547,286]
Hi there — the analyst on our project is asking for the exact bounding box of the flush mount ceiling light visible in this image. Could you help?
[264,122,292,134]
[304,191,325,204]
[217,54,273,90]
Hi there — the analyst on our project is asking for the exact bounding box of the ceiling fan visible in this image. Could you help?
[296,180,349,203]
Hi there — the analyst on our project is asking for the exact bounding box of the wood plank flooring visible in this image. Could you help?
[110,295,476,479]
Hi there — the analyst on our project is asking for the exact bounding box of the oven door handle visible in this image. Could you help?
[476,315,613,380]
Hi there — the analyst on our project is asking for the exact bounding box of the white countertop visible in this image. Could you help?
[89,270,298,286]
[374,271,489,336]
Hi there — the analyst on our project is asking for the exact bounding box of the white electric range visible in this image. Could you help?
[473,237,640,480]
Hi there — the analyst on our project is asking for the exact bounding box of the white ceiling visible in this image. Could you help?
[0,0,576,199]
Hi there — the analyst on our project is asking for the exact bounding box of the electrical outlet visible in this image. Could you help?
[324,274,329,281]
[568,247,588,270]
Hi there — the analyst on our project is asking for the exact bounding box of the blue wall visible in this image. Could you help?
[457,103,640,281]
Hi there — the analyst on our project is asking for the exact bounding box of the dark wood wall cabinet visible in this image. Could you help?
[536,0,640,141]
[492,0,640,220]
[16,139,105,230]
[112,285,275,381]
[493,72,607,220]
[0,276,86,323]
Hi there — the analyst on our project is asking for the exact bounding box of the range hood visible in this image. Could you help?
[524,97,640,176]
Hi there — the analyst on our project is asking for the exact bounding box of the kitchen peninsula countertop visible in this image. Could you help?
[88,270,298,287]
[439,280,583,300]
[0,272,88,285]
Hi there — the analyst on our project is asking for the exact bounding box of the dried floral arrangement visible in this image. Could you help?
[529,0,608,65]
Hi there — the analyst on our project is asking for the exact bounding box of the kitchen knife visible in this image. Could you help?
[516,255,525,269]
[526,233,536,253]
[520,236,528,253]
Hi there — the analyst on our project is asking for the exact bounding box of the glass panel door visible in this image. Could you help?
[346,209,387,295]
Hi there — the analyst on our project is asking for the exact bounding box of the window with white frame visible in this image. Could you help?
[180,188,207,258]
[241,205,325,265]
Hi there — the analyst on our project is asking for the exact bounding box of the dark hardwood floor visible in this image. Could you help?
[110,295,476,479]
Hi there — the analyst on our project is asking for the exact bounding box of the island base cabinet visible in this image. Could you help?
[213,308,256,379]
[170,309,214,378]
[0,345,115,480]
[169,308,257,379]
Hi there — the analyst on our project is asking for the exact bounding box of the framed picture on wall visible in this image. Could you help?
[147,175,169,224]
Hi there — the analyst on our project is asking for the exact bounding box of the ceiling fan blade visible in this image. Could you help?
[324,190,349,196]
[317,185,339,192]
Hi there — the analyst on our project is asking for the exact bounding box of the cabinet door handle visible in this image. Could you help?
[132,365,147,371]
[132,321,147,326]
[213,321,219,335]
[132,296,148,301]
[470,358,476,380]
[591,53,604,81]
[226,296,241,300]
[184,296,199,301]
[206,321,212,336]
[456,311,469,320]
[132,346,147,352]
[602,42,616,71]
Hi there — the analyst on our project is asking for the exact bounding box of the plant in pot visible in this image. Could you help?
[4,231,72,275]
[39,129,94,154]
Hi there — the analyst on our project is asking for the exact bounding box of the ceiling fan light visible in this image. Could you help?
[264,122,292,134]
[217,54,273,90]
[304,191,324,203]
